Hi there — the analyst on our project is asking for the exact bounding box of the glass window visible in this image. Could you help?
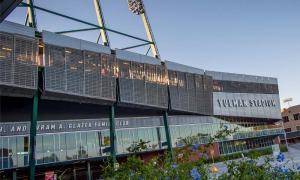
[285,128,292,132]
[9,137,17,168]
[2,137,9,168]
[66,133,77,160]
[283,116,289,122]
[43,134,55,163]
[294,113,300,120]
[16,136,29,167]
[0,137,3,169]
[116,131,123,154]
[86,131,97,158]
[101,130,110,156]
[57,133,67,162]
[36,135,43,164]
[78,132,88,159]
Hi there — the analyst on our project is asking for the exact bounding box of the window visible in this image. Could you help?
[285,128,292,132]
[57,134,67,161]
[296,126,300,131]
[283,116,289,122]
[43,134,55,163]
[293,113,300,120]
[66,133,77,160]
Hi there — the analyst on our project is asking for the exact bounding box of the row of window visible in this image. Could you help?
[283,113,300,122]
[219,137,274,155]
[0,122,282,169]
[213,80,279,94]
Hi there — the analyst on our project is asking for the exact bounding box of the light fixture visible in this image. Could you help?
[127,0,145,15]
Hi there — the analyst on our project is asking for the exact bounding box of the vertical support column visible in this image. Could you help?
[87,162,91,180]
[12,170,17,180]
[140,1,160,59]
[93,0,110,46]
[109,105,117,164]
[163,111,173,159]
[29,89,39,180]
[26,0,37,28]
[29,67,41,180]
[73,168,77,180]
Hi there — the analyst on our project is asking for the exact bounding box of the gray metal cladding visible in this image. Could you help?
[118,60,133,102]
[0,33,13,84]
[168,70,213,115]
[115,49,161,65]
[14,36,38,88]
[44,44,116,102]
[203,75,213,114]
[83,51,101,97]
[0,32,38,96]
[205,70,278,85]
[100,54,117,100]
[165,60,204,75]
[212,92,281,119]
[118,59,168,109]
[44,45,66,93]
[195,74,205,113]
[65,48,84,95]
[0,21,35,38]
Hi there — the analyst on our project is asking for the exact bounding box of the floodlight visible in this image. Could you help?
[128,0,145,15]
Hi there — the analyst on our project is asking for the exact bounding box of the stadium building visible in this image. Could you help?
[0,20,284,179]
[0,1,284,179]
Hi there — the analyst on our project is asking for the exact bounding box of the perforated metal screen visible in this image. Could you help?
[118,59,168,109]
[0,33,13,84]
[44,44,116,102]
[0,32,38,94]
[168,70,213,115]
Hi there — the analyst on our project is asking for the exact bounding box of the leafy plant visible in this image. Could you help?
[126,139,151,153]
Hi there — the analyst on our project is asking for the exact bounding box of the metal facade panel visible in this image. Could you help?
[100,54,116,100]
[44,44,116,103]
[83,51,101,97]
[205,70,278,85]
[13,39,37,88]
[118,60,133,103]
[65,48,84,95]
[157,84,168,108]
[118,59,168,108]
[146,82,157,105]
[0,32,38,96]
[119,78,134,102]
[115,49,161,65]
[212,92,281,119]
[0,32,13,84]
[0,21,35,38]
[43,31,81,50]
[80,40,111,54]
[44,45,66,92]
[168,70,212,115]
[203,75,213,114]
[165,60,204,74]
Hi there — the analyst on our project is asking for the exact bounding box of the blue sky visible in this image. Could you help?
[6,0,300,107]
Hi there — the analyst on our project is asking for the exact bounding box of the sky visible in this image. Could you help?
[6,0,300,108]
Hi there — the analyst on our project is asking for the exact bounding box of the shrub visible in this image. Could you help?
[279,144,288,152]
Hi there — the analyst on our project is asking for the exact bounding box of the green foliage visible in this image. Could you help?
[280,144,288,152]
[126,139,150,153]
[101,154,210,179]
[99,125,299,179]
